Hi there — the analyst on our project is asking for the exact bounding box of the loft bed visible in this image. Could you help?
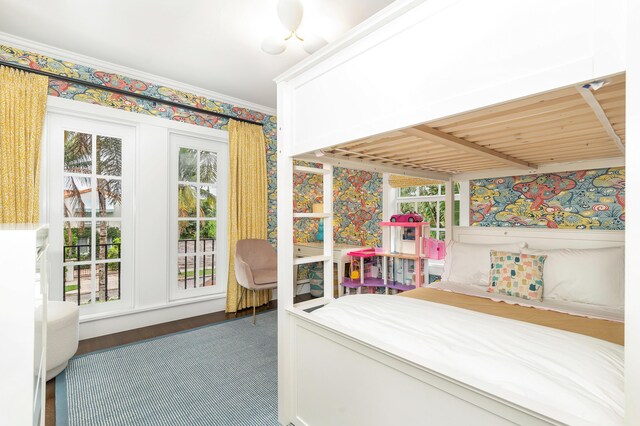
[275,0,635,425]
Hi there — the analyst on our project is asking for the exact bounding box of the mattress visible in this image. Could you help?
[400,287,624,345]
[312,294,624,426]
[429,280,625,322]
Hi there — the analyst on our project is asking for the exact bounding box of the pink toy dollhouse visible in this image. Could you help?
[341,221,445,294]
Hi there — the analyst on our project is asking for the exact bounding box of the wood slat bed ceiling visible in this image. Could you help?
[323,74,625,174]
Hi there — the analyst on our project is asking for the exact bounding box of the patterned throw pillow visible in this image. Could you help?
[488,250,547,301]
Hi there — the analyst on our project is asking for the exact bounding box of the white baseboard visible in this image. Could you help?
[79,297,228,340]
[79,283,308,340]
[79,289,288,340]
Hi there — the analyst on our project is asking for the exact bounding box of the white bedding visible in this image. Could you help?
[430,280,625,322]
[312,295,624,426]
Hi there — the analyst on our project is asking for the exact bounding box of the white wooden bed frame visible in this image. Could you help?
[275,1,639,424]
[284,228,624,426]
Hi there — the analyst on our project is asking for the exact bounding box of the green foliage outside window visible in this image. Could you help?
[201,221,217,239]
[397,183,461,240]
[179,221,217,240]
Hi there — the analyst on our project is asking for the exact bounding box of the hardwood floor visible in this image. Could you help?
[45,295,311,426]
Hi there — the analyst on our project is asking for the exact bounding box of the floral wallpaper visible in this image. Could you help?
[334,168,383,246]
[470,167,625,230]
[294,165,383,247]
[0,44,278,244]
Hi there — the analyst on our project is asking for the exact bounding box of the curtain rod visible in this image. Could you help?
[0,61,264,126]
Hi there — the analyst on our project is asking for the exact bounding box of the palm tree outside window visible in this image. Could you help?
[63,131,122,304]
[176,147,218,290]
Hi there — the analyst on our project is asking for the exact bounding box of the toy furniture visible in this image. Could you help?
[389,212,423,223]
[342,221,445,293]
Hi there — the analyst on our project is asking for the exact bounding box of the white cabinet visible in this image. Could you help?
[0,224,49,426]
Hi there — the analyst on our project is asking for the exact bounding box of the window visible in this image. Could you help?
[48,114,134,312]
[396,184,460,241]
[169,132,228,300]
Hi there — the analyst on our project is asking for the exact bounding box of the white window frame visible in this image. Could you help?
[168,131,229,301]
[395,184,460,241]
[47,113,135,315]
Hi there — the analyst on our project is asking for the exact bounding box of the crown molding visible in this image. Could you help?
[0,31,277,116]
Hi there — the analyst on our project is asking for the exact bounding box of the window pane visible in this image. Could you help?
[177,256,196,289]
[62,126,127,307]
[178,148,197,182]
[95,221,121,260]
[200,186,217,218]
[63,265,79,304]
[96,135,122,177]
[438,231,445,241]
[175,143,224,296]
[440,184,446,195]
[63,221,92,261]
[96,262,120,302]
[400,202,415,214]
[199,220,217,252]
[64,131,92,174]
[417,201,438,226]
[454,182,461,195]
[439,201,445,227]
[63,264,92,305]
[97,178,122,217]
[199,151,217,184]
[419,185,439,196]
[199,236,217,253]
[178,221,197,253]
[454,200,460,226]
[399,187,416,197]
[178,185,198,217]
[430,230,437,239]
[199,254,216,287]
[64,176,92,217]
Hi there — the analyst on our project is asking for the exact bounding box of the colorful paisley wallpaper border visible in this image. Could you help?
[470,167,625,230]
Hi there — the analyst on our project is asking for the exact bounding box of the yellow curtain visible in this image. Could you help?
[0,66,48,223]
[226,119,271,312]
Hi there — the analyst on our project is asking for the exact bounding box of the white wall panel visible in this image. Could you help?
[135,124,170,307]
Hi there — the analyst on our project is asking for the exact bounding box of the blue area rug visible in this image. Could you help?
[56,311,278,426]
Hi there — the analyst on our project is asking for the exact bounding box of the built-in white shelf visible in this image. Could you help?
[294,165,331,175]
[293,255,331,266]
[293,212,330,219]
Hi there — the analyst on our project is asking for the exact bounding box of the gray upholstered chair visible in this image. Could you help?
[234,239,277,324]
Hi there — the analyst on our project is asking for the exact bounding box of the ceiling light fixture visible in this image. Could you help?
[261,0,328,55]
[582,79,609,91]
